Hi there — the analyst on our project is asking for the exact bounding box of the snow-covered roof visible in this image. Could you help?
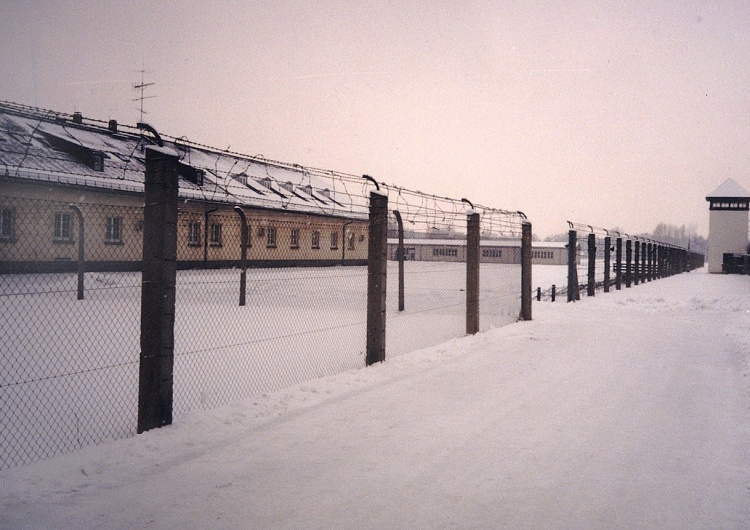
[0,101,368,220]
[706,178,750,200]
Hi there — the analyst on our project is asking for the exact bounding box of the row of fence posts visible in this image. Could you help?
[136,147,534,433]
[563,229,704,303]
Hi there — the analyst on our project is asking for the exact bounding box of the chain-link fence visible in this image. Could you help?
[1,109,531,470]
[172,216,371,417]
[382,192,527,358]
[1,194,142,470]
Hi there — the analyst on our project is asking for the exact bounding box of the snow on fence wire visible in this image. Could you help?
[1,156,530,470]
[532,222,705,302]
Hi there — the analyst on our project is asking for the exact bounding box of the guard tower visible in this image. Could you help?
[706,178,750,273]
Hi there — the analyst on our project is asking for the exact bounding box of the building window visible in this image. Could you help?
[188,221,201,246]
[330,231,338,250]
[347,231,355,250]
[54,212,72,241]
[290,228,300,249]
[433,247,457,257]
[92,152,104,172]
[209,223,222,247]
[311,230,321,249]
[105,216,123,244]
[266,226,277,248]
[0,208,15,242]
[482,249,502,258]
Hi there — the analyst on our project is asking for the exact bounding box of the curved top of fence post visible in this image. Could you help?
[233,205,246,221]
[137,122,164,147]
[461,198,474,210]
[362,174,380,191]
[68,203,83,220]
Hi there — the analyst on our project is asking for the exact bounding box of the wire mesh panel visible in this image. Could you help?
[384,192,469,357]
[477,208,525,331]
[171,213,370,416]
[1,196,141,470]
[385,259,467,357]
[382,190,526,356]
[568,224,612,298]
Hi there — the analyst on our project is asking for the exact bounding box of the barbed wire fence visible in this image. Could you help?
[1,106,532,470]
[533,222,705,302]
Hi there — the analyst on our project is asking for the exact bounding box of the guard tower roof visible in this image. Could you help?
[706,178,750,200]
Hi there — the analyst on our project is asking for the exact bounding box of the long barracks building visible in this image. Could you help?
[0,101,369,273]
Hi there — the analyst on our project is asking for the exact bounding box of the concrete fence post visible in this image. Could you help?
[625,239,632,288]
[634,240,640,286]
[656,245,662,279]
[69,204,85,300]
[366,190,388,365]
[603,235,611,293]
[138,146,180,434]
[567,230,578,302]
[615,237,622,290]
[521,221,532,320]
[466,211,480,334]
[234,206,248,306]
[587,233,596,297]
[394,210,405,312]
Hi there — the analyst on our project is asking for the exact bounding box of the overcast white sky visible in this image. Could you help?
[2,1,749,238]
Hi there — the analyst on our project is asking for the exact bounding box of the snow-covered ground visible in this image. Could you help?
[2,268,749,528]
[3,261,524,470]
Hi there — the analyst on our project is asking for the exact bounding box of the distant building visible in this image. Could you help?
[387,239,568,265]
[705,178,750,273]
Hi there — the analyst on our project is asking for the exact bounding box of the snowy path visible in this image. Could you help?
[2,270,749,528]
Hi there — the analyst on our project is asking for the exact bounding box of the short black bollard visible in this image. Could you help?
[537,287,541,301]
[551,284,556,302]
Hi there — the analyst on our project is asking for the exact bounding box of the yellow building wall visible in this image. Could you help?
[1,180,368,270]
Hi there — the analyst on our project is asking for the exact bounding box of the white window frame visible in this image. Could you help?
[311,230,321,249]
[54,212,72,241]
[330,231,338,250]
[188,221,201,246]
[290,228,300,249]
[209,223,222,247]
[105,216,123,243]
[266,226,277,248]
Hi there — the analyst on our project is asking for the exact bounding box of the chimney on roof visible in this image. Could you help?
[108,119,118,133]
[72,112,83,124]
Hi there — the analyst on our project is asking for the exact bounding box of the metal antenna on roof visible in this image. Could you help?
[133,68,156,122]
